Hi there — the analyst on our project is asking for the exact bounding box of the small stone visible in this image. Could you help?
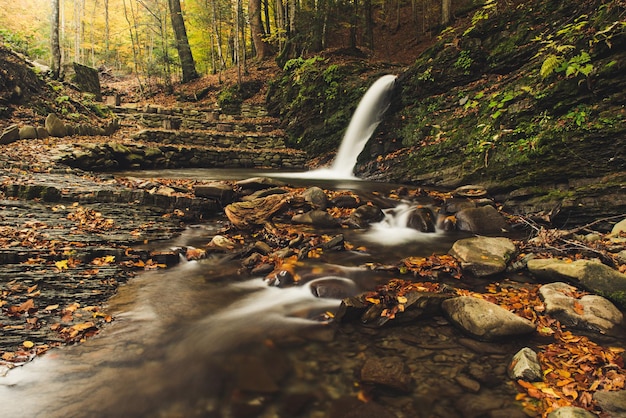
[508,347,542,381]
[610,218,626,236]
[18,125,38,139]
[449,236,517,277]
[360,357,412,392]
[455,205,509,234]
[303,186,329,209]
[0,124,20,144]
[45,113,67,137]
[547,406,597,418]
[455,374,481,392]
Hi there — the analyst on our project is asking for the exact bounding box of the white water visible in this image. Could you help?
[274,74,397,180]
[363,203,445,245]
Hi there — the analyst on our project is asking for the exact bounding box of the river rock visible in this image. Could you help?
[332,194,360,208]
[527,258,626,308]
[441,197,476,214]
[508,347,542,381]
[360,356,412,392]
[442,296,535,341]
[0,124,20,144]
[236,176,286,191]
[194,182,235,204]
[611,218,626,236]
[18,125,37,139]
[453,184,488,198]
[455,205,509,234]
[302,186,328,210]
[292,210,339,228]
[407,207,436,232]
[349,204,384,228]
[547,406,599,418]
[309,277,358,299]
[45,113,67,137]
[593,390,626,417]
[449,236,516,276]
[538,282,623,334]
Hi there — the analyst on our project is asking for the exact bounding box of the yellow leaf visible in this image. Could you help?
[104,255,115,263]
[55,259,69,270]
[44,304,59,311]
[397,296,408,304]
[365,297,380,304]
[23,341,34,348]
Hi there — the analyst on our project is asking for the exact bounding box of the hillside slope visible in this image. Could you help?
[365,0,626,227]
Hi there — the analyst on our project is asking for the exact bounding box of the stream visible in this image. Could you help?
[0,171,534,418]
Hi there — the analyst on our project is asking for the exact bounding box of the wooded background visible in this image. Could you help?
[0,0,480,86]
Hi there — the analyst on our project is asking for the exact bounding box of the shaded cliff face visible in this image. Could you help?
[359,0,626,227]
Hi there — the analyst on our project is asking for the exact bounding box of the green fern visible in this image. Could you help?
[540,54,562,78]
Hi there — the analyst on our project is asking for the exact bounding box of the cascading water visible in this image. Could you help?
[274,74,397,180]
[329,74,397,177]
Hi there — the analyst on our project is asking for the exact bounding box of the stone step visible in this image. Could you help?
[131,129,286,149]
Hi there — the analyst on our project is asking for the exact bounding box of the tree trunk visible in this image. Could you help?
[249,0,271,59]
[441,0,452,25]
[51,0,62,79]
[167,0,199,83]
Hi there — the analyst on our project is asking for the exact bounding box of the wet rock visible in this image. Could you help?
[321,234,345,250]
[547,406,598,418]
[453,184,488,198]
[302,186,329,209]
[508,347,542,382]
[0,124,20,144]
[360,356,412,392]
[250,263,274,275]
[18,125,38,139]
[242,252,263,269]
[208,235,236,250]
[454,390,508,418]
[252,241,272,255]
[349,204,384,228]
[528,258,626,309]
[441,197,476,214]
[292,209,340,228]
[332,194,360,208]
[36,127,49,138]
[308,277,358,299]
[449,236,516,276]
[265,270,295,287]
[242,187,288,201]
[442,296,535,341]
[455,374,481,393]
[407,207,436,232]
[45,113,67,137]
[593,390,626,417]
[194,182,234,204]
[455,205,509,234]
[236,176,286,191]
[328,397,396,418]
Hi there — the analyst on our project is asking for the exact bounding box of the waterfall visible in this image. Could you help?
[272,74,397,180]
[329,74,397,177]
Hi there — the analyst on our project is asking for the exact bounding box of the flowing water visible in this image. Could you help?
[0,75,534,417]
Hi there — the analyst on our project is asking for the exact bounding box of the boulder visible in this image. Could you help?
[538,282,623,334]
[349,204,384,228]
[72,62,102,100]
[407,207,436,232]
[308,277,358,299]
[36,127,49,139]
[508,347,542,381]
[449,236,517,276]
[292,210,340,228]
[0,124,20,144]
[593,390,626,417]
[194,182,235,204]
[18,125,38,139]
[442,296,535,341]
[302,186,329,209]
[45,113,67,137]
[527,258,626,308]
[455,205,509,234]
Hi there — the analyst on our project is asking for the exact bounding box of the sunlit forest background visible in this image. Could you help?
[0,0,481,83]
